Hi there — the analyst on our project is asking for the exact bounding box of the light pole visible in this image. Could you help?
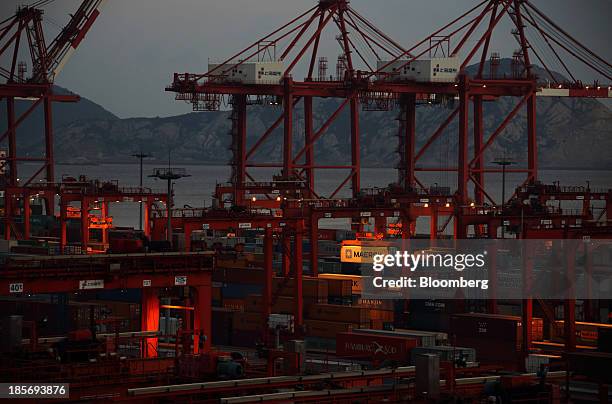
[150,167,190,247]
[492,157,516,238]
[132,152,150,231]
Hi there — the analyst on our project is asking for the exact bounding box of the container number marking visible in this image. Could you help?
[9,283,23,293]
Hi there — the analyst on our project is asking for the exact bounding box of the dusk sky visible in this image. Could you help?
[3,0,611,118]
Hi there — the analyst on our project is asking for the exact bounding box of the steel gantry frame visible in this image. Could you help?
[1,251,214,357]
[0,0,105,238]
[167,0,410,204]
[163,0,612,372]
[168,0,611,234]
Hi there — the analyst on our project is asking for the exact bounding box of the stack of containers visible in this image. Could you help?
[552,321,612,347]
[335,332,417,364]
[211,307,234,346]
[352,328,445,347]
[407,299,461,332]
[450,313,544,369]
[410,346,476,365]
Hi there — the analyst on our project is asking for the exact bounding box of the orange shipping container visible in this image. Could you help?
[318,274,363,294]
[552,321,612,347]
[273,277,328,301]
[308,304,370,325]
[222,299,246,311]
[244,294,296,315]
[324,278,353,298]
[354,298,395,311]
[365,309,394,322]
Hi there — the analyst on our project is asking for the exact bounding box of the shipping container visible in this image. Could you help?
[221,283,263,299]
[525,354,561,373]
[213,268,266,285]
[451,313,543,345]
[243,294,297,315]
[273,277,328,301]
[407,312,451,333]
[317,229,337,241]
[208,61,284,85]
[599,328,612,353]
[353,298,396,311]
[232,311,264,332]
[352,328,443,347]
[324,278,353,298]
[336,332,417,362]
[318,274,363,294]
[307,304,371,326]
[376,57,459,83]
[328,296,353,306]
[410,346,476,365]
[212,286,222,302]
[212,308,234,346]
[304,336,336,352]
[318,240,342,257]
[269,314,294,333]
[410,299,459,315]
[453,336,520,363]
[231,330,261,348]
[222,298,246,311]
[552,321,612,347]
[335,230,356,241]
[319,259,342,274]
[304,319,355,339]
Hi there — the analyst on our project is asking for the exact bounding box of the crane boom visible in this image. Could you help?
[45,0,107,81]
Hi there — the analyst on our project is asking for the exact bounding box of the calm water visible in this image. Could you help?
[24,163,612,232]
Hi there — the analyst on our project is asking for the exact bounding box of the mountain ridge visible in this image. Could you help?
[1,61,611,169]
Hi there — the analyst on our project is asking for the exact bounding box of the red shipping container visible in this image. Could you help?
[336,332,417,362]
[451,313,543,342]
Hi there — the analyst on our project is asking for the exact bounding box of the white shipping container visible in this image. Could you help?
[377,57,459,83]
[208,61,284,85]
[269,313,294,333]
[525,354,560,373]
[196,236,246,249]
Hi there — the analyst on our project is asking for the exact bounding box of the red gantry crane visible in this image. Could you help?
[0,0,105,239]
[165,0,612,368]
[167,0,611,224]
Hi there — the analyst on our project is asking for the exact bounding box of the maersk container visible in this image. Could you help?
[208,61,284,85]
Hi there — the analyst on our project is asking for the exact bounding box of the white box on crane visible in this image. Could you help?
[207,61,284,85]
[377,56,459,83]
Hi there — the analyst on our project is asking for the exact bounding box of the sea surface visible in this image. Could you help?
[22,163,612,234]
